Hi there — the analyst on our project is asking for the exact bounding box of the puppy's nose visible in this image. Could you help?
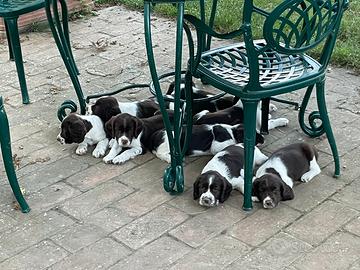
[203,198,211,205]
[121,138,129,145]
[263,199,275,209]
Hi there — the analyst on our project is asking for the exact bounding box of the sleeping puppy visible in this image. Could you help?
[194,100,288,130]
[150,123,264,163]
[57,113,108,158]
[252,143,321,209]
[193,143,268,207]
[103,113,168,164]
[88,96,160,123]
[166,79,235,114]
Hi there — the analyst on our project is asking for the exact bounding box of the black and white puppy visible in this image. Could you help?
[194,100,288,130]
[57,113,108,158]
[166,79,235,114]
[88,96,160,123]
[150,124,264,163]
[252,143,321,209]
[103,113,168,164]
[193,143,268,207]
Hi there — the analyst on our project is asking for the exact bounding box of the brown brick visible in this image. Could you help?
[294,232,360,270]
[229,204,301,246]
[112,204,188,250]
[286,200,358,245]
[170,205,246,248]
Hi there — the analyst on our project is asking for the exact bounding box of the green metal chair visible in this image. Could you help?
[183,0,349,210]
[1,0,45,104]
[1,0,79,105]
[0,96,30,213]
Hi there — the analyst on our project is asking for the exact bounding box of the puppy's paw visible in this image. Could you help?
[156,153,171,163]
[277,118,289,127]
[103,155,113,164]
[301,172,313,183]
[112,155,128,165]
[76,145,87,155]
[108,139,115,149]
[92,148,106,158]
[269,103,278,112]
[252,196,260,202]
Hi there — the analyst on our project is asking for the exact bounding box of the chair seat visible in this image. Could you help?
[197,40,322,95]
[0,0,44,17]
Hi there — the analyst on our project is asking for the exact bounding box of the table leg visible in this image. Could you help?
[45,0,86,120]
[144,2,193,194]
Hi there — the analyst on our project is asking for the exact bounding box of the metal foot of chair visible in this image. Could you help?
[316,81,340,177]
[5,18,30,105]
[242,99,259,211]
[0,97,30,213]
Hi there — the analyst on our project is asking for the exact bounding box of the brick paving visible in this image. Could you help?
[0,5,360,270]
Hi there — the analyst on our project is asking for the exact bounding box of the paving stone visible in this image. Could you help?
[168,189,209,215]
[0,212,17,232]
[21,182,80,215]
[18,156,89,192]
[170,234,250,270]
[112,181,172,219]
[348,259,360,270]
[332,179,360,211]
[345,216,360,237]
[85,207,134,233]
[108,236,192,270]
[61,180,134,220]
[49,238,131,270]
[339,147,360,183]
[117,158,168,189]
[294,232,360,270]
[227,232,312,270]
[0,240,68,270]
[283,174,345,212]
[229,204,302,246]
[0,210,74,262]
[112,204,188,250]
[286,200,358,246]
[170,205,246,248]
[65,161,136,191]
[51,223,107,253]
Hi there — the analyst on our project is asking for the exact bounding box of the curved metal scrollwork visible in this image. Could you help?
[298,85,325,137]
[264,0,345,54]
[57,100,78,122]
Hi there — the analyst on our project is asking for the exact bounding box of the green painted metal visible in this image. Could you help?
[182,0,348,210]
[45,0,86,119]
[0,0,45,104]
[0,97,30,213]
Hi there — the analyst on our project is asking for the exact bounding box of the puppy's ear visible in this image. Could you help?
[252,178,260,197]
[134,118,144,138]
[219,176,232,203]
[105,116,115,138]
[83,119,92,132]
[280,182,294,201]
[193,177,201,200]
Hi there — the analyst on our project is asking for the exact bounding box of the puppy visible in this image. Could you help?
[103,113,168,164]
[252,143,321,209]
[166,79,235,114]
[193,143,268,207]
[88,96,160,123]
[150,124,264,163]
[194,100,288,130]
[57,113,108,158]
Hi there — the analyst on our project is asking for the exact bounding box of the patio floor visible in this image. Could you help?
[1,5,360,270]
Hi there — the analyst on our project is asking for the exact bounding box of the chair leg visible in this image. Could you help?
[242,99,259,211]
[4,20,14,61]
[5,18,30,105]
[0,97,30,213]
[316,81,340,177]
